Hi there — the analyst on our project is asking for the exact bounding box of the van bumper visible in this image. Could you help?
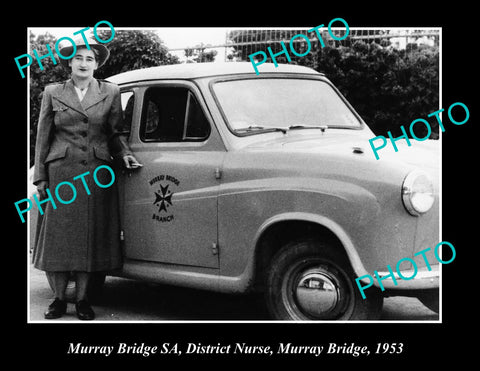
[365,264,440,290]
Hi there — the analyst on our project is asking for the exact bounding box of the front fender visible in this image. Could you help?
[217,176,399,280]
[255,211,372,278]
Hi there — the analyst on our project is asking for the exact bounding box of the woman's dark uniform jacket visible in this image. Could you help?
[33,78,132,272]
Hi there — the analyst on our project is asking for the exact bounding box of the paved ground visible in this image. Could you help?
[28,264,439,322]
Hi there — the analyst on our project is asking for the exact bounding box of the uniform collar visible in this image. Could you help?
[53,78,108,117]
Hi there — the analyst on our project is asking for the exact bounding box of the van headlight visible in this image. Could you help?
[402,170,435,216]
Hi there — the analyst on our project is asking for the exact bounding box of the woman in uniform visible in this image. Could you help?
[33,35,141,320]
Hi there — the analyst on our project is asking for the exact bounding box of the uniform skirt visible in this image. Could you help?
[32,154,123,272]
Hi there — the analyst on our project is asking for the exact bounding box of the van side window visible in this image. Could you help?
[121,90,135,132]
[140,87,210,142]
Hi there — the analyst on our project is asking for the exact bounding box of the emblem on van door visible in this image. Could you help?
[149,174,180,223]
[154,184,173,213]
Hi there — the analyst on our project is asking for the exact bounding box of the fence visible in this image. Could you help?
[168,28,440,63]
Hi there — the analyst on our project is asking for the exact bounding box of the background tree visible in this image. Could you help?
[300,41,439,137]
[184,43,217,63]
[94,30,179,78]
[29,30,179,165]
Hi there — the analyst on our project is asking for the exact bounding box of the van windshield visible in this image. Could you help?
[212,78,362,135]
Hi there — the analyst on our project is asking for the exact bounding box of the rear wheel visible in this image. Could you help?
[265,239,383,320]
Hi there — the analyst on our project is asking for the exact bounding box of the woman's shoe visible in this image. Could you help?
[75,300,95,320]
[44,298,67,319]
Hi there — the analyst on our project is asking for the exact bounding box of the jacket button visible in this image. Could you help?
[83,118,88,123]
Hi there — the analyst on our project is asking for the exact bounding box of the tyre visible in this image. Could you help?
[46,272,106,303]
[265,239,383,320]
[417,289,439,313]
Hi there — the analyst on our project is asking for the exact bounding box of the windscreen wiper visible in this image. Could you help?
[288,125,328,133]
[236,125,287,134]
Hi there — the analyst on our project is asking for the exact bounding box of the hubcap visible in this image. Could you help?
[294,267,341,318]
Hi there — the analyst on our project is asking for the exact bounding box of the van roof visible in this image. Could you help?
[106,62,321,85]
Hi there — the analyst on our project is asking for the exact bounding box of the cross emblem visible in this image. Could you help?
[153,184,173,213]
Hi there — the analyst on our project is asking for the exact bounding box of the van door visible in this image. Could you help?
[119,82,224,269]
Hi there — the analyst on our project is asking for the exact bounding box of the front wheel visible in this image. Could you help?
[265,239,383,320]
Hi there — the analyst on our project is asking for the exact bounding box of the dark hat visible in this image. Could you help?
[57,35,110,69]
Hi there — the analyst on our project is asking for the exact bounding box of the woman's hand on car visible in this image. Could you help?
[122,155,143,169]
